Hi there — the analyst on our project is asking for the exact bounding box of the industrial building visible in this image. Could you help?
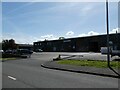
[17,44,33,50]
[33,33,120,52]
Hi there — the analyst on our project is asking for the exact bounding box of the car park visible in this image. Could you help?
[3,49,33,58]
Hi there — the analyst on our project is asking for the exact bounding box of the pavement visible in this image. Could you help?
[41,60,120,78]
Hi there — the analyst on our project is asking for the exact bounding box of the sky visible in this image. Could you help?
[1,1,120,44]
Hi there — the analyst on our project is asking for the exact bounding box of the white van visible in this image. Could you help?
[100,47,111,54]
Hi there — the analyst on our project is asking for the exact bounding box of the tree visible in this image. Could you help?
[2,39,18,51]
[2,40,9,51]
[9,39,16,49]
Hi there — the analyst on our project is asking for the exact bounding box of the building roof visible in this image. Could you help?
[34,33,120,43]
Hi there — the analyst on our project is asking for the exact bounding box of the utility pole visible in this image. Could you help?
[106,0,110,68]
[106,0,120,77]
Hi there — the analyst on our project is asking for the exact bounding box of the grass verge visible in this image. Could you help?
[0,58,16,61]
[57,60,120,69]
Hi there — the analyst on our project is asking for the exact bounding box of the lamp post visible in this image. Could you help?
[106,0,110,67]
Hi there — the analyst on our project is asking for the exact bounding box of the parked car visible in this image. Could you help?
[100,47,120,57]
[0,50,4,53]
[0,50,4,55]
[111,50,120,57]
[34,49,43,52]
[5,50,13,54]
[17,49,33,55]
[17,49,33,58]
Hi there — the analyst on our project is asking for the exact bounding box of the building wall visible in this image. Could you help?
[18,44,33,50]
[33,33,120,52]
[75,35,106,52]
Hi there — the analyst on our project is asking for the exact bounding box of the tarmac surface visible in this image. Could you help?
[2,52,120,88]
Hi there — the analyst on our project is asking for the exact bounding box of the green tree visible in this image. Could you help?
[2,40,9,51]
[2,39,17,51]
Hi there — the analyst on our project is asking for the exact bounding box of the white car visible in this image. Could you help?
[35,49,43,52]
[0,50,4,53]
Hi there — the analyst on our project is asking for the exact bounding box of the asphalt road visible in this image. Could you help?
[2,52,119,88]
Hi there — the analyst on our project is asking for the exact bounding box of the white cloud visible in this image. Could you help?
[88,31,99,35]
[40,34,58,41]
[2,33,59,44]
[2,28,119,44]
[110,28,120,34]
[78,33,87,37]
[78,31,99,37]
[2,33,38,44]
[41,34,53,38]
[66,31,74,36]
[78,28,120,38]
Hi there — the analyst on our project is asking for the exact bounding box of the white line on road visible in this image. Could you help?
[8,76,17,80]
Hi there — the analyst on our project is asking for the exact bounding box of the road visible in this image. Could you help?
[2,52,119,88]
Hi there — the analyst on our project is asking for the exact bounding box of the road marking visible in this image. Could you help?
[8,76,16,80]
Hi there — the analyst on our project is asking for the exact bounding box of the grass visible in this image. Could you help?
[57,60,120,69]
[0,58,16,61]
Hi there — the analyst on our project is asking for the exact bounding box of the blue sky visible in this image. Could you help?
[2,2,119,44]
